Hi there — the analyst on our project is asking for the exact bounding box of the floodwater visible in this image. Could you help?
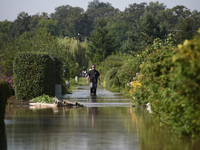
[2,85,200,150]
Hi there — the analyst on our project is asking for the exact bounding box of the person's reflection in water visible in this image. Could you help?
[0,121,7,150]
[87,95,99,127]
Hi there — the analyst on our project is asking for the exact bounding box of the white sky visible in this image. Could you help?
[1,0,200,21]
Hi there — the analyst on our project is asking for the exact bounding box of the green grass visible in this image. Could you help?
[69,77,104,92]
[69,77,88,92]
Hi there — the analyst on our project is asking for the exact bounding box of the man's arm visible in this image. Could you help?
[98,76,100,85]
[87,75,89,84]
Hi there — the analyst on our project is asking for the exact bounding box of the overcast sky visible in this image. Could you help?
[1,0,200,21]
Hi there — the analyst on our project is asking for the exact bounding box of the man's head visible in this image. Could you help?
[92,64,95,70]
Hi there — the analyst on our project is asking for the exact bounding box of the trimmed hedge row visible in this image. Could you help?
[13,52,66,100]
[0,79,11,121]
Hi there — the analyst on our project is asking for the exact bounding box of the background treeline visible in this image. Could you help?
[1,0,200,53]
[1,0,200,85]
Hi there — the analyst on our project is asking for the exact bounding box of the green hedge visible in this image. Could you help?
[104,67,120,91]
[54,57,68,94]
[135,32,200,137]
[98,54,127,93]
[98,55,125,77]
[117,57,141,88]
[0,79,11,121]
[13,52,66,100]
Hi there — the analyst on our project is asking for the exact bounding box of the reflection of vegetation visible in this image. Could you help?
[133,107,200,150]
[0,122,7,150]
[5,105,200,149]
[0,78,11,121]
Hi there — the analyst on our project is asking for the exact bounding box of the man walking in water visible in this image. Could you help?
[87,64,100,96]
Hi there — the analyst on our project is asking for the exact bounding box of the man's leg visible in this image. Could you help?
[93,83,97,96]
[90,82,93,95]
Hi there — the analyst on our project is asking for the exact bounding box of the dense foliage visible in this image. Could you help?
[88,18,116,65]
[98,53,126,92]
[98,31,200,137]
[0,31,88,78]
[13,52,66,100]
[133,31,200,137]
[1,0,199,54]
[30,94,54,103]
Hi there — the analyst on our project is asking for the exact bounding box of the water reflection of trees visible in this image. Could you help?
[133,107,200,150]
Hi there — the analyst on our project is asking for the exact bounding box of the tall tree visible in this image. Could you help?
[62,7,92,38]
[86,0,119,25]
[37,18,58,36]
[107,21,132,51]
[11,12,31,36]
[0,20,13,47]
[0,20,13,35]
[50,5,74,36]
[147,1,166,16]
[87,18,116,64]
[122,11,167,54]
[156,8,176,31]
[175,17,194,43]
[191,10,200,31]
[29,12,49,30]
[124,2,147,23]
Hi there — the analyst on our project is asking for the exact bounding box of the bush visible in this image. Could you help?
[54,57,68,94]
[0,79,11,121]
[98,54,126,92]
[167,34,200,137]
[30,94,54,103]
[132,36,176,104]
[135,31,200,137]
[136,47,175,104]
[13,52,67,100]
[98,55,125,76]
[117,57,141,88]
[104,67,120,91]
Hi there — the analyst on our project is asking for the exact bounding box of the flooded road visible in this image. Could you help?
[3,85,200,150]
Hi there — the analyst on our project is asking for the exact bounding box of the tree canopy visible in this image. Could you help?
[1,0,200,76]
[87,18,116,64]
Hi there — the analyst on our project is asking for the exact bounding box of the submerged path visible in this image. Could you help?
[3,85,200,150]
[62,85,132,107]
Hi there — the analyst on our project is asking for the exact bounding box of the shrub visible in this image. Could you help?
[98,55,125,76]
[30,94,54,103]
[132,36,176,104]
[54,57,68,94]
[136,30,200,137]
[104,67,120,91]
[98,54,126,92]
[166,33,200,137]
[136,46,175,105]
[117,57,141,88]
[13,52,67,100]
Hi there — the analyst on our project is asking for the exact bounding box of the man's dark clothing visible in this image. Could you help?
[88,70,100,83]
[88,70,100,95]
